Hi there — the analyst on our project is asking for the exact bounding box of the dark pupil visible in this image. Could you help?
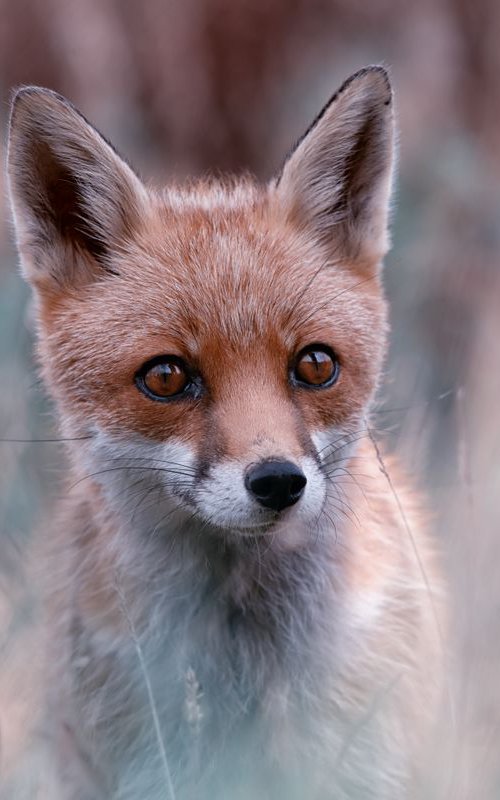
[146,362,185,395]
[159,365,174,381]
[308,352,330,374]
[310,352,324,370]
[297,350,334,385]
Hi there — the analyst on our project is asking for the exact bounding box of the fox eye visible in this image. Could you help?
[293,346,339,388]
[136,357,191,400]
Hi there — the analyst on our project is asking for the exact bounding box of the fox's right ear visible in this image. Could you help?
[7,87,149,291]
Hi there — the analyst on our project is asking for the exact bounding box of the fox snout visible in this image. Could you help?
[191,445,326,536]
[245,459,307,512]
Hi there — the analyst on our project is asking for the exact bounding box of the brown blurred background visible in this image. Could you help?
[0,0,499,797]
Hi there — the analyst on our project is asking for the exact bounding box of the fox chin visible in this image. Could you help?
[5,65,443,799]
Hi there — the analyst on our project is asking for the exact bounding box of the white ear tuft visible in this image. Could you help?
[274,66,396,267]
[7,87,149,290]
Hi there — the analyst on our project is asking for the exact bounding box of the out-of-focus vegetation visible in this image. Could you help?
[0,1,499,797]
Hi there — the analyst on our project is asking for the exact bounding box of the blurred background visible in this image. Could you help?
[0,0,499,797]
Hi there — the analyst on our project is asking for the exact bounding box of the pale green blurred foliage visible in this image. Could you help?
[0,0,499,796]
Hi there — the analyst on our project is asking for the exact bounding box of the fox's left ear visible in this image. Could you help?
[274,66,395,267]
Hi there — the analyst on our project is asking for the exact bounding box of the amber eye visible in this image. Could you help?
[136,357,192,400]
[293,346,339,388]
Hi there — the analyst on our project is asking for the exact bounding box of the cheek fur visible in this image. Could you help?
[311,423,364,471]
[194,460,267,530]
[82,430,198,521]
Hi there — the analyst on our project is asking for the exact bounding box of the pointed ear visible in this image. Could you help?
[7,87,149,290]
[274,66,395,267]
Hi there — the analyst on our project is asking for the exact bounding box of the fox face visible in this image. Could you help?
[7,67,394,544]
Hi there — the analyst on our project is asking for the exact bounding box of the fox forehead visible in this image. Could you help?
[42,182,385,357]
[124,190,312,349]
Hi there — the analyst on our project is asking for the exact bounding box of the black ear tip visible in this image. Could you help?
[11,85,54,107]
[10,86,39,122]
[338,65,393,107]
[9,86,74,127]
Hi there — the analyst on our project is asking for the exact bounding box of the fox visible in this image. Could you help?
[5,66,442,799]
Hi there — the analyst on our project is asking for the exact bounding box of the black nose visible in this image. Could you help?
[245,460,307,512]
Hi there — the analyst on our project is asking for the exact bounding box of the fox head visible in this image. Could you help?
[7,67,394,544]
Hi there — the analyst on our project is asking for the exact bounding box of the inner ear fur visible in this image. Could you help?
[274,66,396,268]
[7,87,149,290]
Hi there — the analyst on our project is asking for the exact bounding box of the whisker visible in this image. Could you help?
[323,488,361,528]
[69,465,197,492]
[315,427,369,459]
[284,257,331,322]
[0,435,94,443]
[371,388,456,417]
[107,456,197,473]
